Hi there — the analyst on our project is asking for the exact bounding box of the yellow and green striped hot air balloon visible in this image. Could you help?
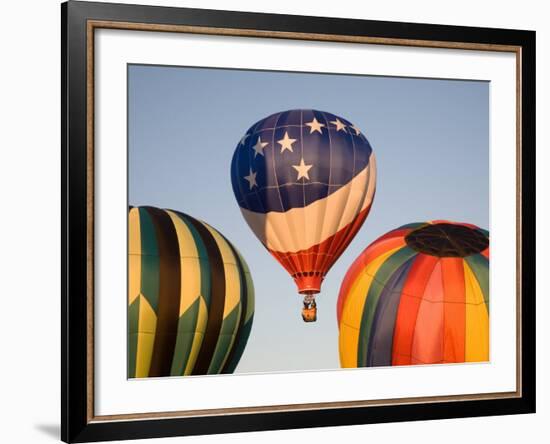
[128,206,255,378]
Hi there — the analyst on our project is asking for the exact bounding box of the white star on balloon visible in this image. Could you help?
[244,168,257,189]
[292,158,313,181]
[330,118,347,132]
[252,136,268,157]
[351,124,361,135]
[277,131,297,153]
[305,117,325,134]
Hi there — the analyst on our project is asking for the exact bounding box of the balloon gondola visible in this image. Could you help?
[230,109,376,322]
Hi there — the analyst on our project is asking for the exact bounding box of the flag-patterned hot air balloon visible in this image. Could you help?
[128,206,255,378]
[230,109,376,322]
[338,221,489,367]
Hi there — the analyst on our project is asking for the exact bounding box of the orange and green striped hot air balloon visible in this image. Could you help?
[128,206,255,378]
[337,221,489,368]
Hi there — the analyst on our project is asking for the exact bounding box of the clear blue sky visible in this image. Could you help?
[128,64,489,374]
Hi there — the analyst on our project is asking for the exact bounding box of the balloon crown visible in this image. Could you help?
[405,223,488,257]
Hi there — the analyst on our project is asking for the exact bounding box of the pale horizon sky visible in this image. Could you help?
[128,64,489,374]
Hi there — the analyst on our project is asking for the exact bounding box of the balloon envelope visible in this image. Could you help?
[338,221,489,367]
[230,109,376,297]
[128,206,254,377]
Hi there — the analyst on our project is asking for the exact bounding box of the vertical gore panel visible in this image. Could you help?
[223,248,255,373]
[165,211,202,376]
[176,213,213,374]
[175,212,212,304]
[135,208,160,377]
[411,261,444,364]
[221,242,249,373]
[128,208,141,378]
[464,254,490,313]
[358,246,417,366]
[128,208,142,305]
[441,257,466,362]
[127,297,140,378]
[186,217,226,375]
[170,299,200,376]
[208,306,240,373]
[135,295,157,377]
[139,208,160,313]
[204,227,242,313]
[367,258,414,366]
[184,295,209,374]
[205,227,242,373]
[464,261,490,361]
[392,254,439,365]
[147,207,182,377]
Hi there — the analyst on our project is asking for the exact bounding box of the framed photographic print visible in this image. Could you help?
[61,1,536,442]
